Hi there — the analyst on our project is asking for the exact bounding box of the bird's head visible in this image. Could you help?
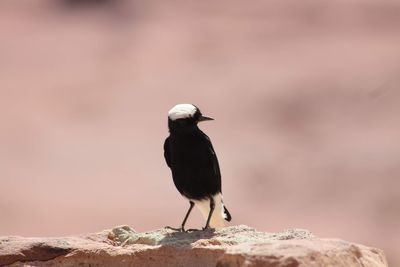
[168,104,213,133]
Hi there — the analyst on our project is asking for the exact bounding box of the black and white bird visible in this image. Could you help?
[164,104,231,231]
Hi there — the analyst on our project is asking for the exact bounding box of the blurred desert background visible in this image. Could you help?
[1,0,399,265]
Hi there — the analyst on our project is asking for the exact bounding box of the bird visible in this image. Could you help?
[163,103,231,231]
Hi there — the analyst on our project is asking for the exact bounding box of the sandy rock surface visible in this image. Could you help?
[0,225,387,267]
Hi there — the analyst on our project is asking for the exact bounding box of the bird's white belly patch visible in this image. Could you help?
[190,193,226,228]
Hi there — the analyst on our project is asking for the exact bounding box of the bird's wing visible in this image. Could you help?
[202,133,222,191]
[163,137,171,168]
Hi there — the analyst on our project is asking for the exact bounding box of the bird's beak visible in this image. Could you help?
[198,115,214,122]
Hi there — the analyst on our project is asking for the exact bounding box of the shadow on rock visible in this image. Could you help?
[158,228,216,248]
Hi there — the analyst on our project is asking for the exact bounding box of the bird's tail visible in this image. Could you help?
[223,205,232,222]
[193,193,232,228]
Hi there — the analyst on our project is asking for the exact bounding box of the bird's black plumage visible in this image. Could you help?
[164,104,231,231]
[164,129,221,200]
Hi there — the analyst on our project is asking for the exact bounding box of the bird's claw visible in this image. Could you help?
[165,226,214,232]
[185,228,201,232]
[202,226,215,231]
[165,226,184,232]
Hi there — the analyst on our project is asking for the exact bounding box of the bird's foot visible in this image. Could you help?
[186,227,214,232]
[165,226,184,232]
[185,228,201,232]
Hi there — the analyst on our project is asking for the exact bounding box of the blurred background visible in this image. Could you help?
[1,0,399,265]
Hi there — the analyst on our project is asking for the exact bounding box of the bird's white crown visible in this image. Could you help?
[168,104,197,121]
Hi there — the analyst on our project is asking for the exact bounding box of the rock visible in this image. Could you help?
[0,225,387,267]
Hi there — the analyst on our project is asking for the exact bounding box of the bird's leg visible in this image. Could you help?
[165,201,194,232]
[181,201,195,231]
[203,197,215,230]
